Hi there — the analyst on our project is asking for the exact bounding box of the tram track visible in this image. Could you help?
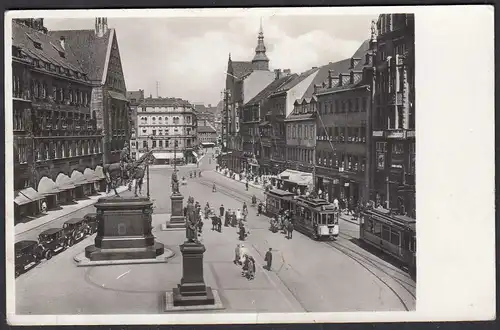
[197,175,416,310]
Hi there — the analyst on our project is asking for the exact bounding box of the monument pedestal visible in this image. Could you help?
[85,197,165,261]
[167,193,185,229]
[172,241,215,306]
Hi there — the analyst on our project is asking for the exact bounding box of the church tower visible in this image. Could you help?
[251,19,269,71]
[95,17,108,38]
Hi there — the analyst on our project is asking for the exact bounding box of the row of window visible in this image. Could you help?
[293,103,317,115]
[287,147,314,164]
[316,151,367,173]
[375,142,415,155]
[319,96,368,115]
[287,123,316,140]
[135,139,192,149]
[140,128,192,136]
[318,126,367,143]
[140,106,192,112]
[12,75,91,106]
[139,116,189,124]
[15,139,101,164]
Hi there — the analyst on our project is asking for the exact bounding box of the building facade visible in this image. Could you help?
[370,14,415,217]
[51,17,131,165]
[12,19,104,221]
[315,68,373,205]
[135,96,198,164]
[197,125,217,145]
[223,22,276,173]
[285,97,317,174]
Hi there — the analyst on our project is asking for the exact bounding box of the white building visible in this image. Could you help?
[132,96,198,164]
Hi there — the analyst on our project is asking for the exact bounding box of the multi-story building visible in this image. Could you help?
[224,23,277,172]
[197,125,217,145]
[51,17,131,164]
[370,14,415,217]
[12,19,103,221]
[241,73,296,175]
[314,64,374,205]
[285,96,318,175]
[126,89,145,160]
[135,96,198,164]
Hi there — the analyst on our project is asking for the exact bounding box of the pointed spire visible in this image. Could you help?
[228,52,231,61]
[252,19,269,71]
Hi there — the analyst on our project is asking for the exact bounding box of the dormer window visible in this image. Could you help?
[59,51,65,58]
[33,41,42,49]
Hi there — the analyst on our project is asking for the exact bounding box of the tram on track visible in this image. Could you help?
[290,196,339,240]
[263,188,295,218]
[359,207,416,276]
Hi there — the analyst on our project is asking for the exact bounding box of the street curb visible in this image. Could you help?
[73,248,176,266]
[15,185,129,236]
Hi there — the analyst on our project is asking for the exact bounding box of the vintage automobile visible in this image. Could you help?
[15,240,40,277]
[63,218,88,245]
[37,228,69,260]
[83,213,98,235]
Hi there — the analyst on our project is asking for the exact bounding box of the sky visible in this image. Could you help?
[44,15,376,106]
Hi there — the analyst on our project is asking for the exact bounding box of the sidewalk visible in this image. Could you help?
[15,185,129,236]
[213,169,265,190]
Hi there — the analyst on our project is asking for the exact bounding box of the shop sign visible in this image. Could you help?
[344,182,350,187]
[391,163,403,169]
[372,131,384,137]
[386,130,406,139]
[376,153,385,170]
[407,130,415,138]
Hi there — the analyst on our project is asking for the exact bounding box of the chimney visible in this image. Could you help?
[350,57,361,69]
[274,69,282,80]
[59,36,65,50]
[338,74,343,87]
[313,84,321,95]
[283,69,291,76]
[350,71,355,84]
[328,70,335,88]
[149,94,153,99]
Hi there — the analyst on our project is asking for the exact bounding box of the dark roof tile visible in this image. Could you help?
[231,61,254,79]
[49,29,112,82]
[244,74,298,106]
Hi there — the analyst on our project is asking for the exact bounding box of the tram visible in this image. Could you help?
[359,207,416,275]
[291,196,339,240]
[263,188,295,218]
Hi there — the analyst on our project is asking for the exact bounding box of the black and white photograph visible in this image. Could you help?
[5,6,495,325]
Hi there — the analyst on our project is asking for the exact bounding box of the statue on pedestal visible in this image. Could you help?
[185,196,199,243]
[171,170,180,195]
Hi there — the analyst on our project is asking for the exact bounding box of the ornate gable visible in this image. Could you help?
[104,32,126,93]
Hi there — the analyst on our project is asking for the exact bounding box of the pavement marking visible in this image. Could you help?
[116,270,131,280]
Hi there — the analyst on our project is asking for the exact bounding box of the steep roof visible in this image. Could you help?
[231,61,254,79]
[197,125,217,133]
[271,68,319,96]
[126,90,143,101]
[49,29,113,83]
[352,39,370,59]
[140,97,192,107]
[12,21,89,83]
[244,74,298,107]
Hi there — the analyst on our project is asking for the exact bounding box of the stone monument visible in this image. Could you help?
[167,170,185,229]
[172,197,215,306]
[85,196,165,261]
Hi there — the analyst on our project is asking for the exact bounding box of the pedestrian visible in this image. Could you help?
[234,244,241,265]
[287,222,294,239]
[41,200,48,213]
[224,209,230,227]
[247,256,256,280]
[245,181,249,191]
[264,248,273,271]
[183,206,188,218]
[232,210,237,227]
[333,197,339,211]
[239,244,249,265]
[236,208,242,222]
[219,204,225,218]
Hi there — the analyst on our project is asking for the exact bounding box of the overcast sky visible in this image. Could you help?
[44,15,376,106]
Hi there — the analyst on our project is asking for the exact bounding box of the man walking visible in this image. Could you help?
[264,248,273,271]
[219,204,225,218]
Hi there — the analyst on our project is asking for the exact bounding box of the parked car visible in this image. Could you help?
[63,218,88,245]
[15,240,40,277]
[83,213,98,234]
[37,228,69,260]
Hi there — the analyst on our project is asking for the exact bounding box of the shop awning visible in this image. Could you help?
[14,190,33,206]
[83,168,102,182]
[37,177,63,196]
[71,170,91,185]
[152,152,177,159]
[108,90,129,102]
[55,173,77,191]
[278,169,313,187]
[94,166,106,179]
[19,187,44,202]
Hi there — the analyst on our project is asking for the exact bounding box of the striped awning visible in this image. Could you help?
[83,168,102,182]
[153,152,176,159]
[14,190,33,206]
[20,187,44,202]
